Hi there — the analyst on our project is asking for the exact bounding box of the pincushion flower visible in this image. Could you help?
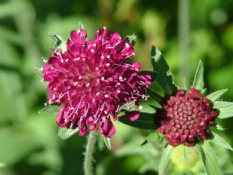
[41,27,151,137]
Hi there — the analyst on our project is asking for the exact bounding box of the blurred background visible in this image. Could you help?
[1,0,233,175]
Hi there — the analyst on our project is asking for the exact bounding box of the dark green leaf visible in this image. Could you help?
[39,105,60,114]
[159,144,174,175]
[209,132,233,151]
[214,101,233,119]
[206,89,228,102]
[147,88,163,103]
[151,46,177,97]
[195,142,223,175]
[102,136,111,150]
[141,132,159,146]
[191,60,204,91]
[183,145,189,164]
[58,127,79,139]
[119,113,156,130]
[139,71,158,83]
[33,67,44,79]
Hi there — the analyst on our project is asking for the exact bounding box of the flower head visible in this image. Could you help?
[42,27,151,137]
[155,88,218,147]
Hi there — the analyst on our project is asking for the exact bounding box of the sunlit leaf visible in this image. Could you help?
[191,60,204,91]
[159,144,174,175]
[209,132,233,151]
[119,113,156,130]
[195,142,223,175]
[206,89,228,102]
[120,100,139,112]
[151,46,177,97]
[141,132,158,146]
[39,105,60,114]
[183,145,189,164]
[214,101,233,119]
[58,127,79,139]
[182,79,188,91]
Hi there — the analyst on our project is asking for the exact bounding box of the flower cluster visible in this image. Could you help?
[42,27,151,137]
[155,88,218,146]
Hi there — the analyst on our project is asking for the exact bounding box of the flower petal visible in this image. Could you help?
[70,29,87,44]
[125,111,140,121]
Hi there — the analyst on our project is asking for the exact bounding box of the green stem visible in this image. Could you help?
[178,0,190,85]
[84,130,97,175]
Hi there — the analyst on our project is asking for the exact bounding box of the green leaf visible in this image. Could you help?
[141,132,159,146]
[159,144,174,175]
[102,136,111,150]
[209,132,233,151]
[183,145,189,164]
[79,21,84,30]
[126,33,137,45]
[191,60,204,91]
[195,142,223,175]
[39,105,60,114]
[48,33,66,51]
[214,101,233,119]
[139,159,159,174]
[216,124,225,131]
[147,88,163,103]
[0,163,5,168]
[151,46,177,97]
[33,67,44,79]
[119,112,156,130]
[206,89,228,102]
[139,70,158,83]
[120,100,139,112]
[182,79,188,91]
[58,127,79,139]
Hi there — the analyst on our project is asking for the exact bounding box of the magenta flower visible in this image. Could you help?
[155,88,218,147]
[42,27,151,137]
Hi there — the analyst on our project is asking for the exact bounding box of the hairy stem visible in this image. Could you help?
[84,130,97,175]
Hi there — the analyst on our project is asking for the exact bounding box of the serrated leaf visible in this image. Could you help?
[33,67,44,79]
[182,79,188,91]
[209,132,233,151]
[147,88,163,103]
[214,101,233,119]
[191,60,204,91]
[120,100,139,112]
[119,112,156,130]
[102,136,111,150]
[183,145,189,164]
[159,144,174,175]
[39,105,60,114]
[195,142,223,175]
[151,46,177,97]
[206,89,228,102]
[139,70,158,83]
[141,132,159,146]
[58,127,79,139]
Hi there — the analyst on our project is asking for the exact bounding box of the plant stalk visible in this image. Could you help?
[84,130,97,175]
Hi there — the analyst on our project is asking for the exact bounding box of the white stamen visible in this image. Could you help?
[52,94,55,99]
[43,59,47,63]
[74,82,78,86]
[91,49,94,53]
[107,55,110,59]
[106,63,110,67]
[86,83,90,87]
[101,55,104,59]
[104,111,108,114]
[96,92,100,96]
[74,57,80,61]
[79,76,82,80]
[101,77,105,81]
[117,90,120,93]
[132,52,135,55]
[104,94,108,98]
[95,67,99,71]
[125,43,130,48]
[93,43,96,47]
[119,76,123,80]
[139,105,143,110]
[82,58,85,61]
[117,82,121,86]
[65,59,69,62]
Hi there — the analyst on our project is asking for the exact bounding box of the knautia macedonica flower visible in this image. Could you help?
[42,27,151,137]
[155,88,218,147]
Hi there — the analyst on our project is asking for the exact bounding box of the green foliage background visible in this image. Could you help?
[0,0,233,174]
